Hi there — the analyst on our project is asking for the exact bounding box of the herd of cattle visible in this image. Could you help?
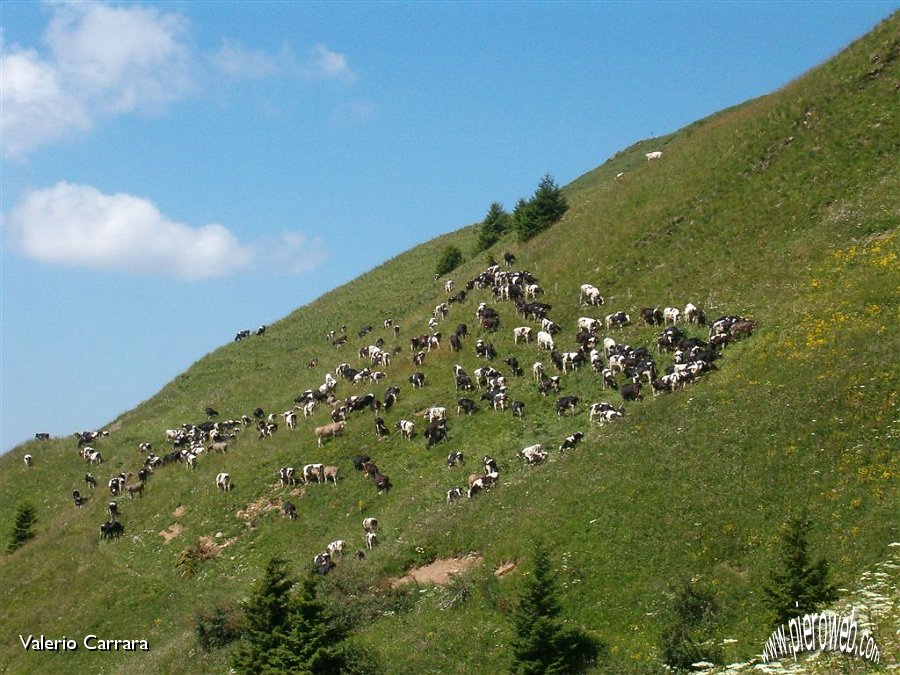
[26,254,754,572]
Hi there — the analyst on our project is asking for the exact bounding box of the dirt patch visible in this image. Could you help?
[494,559,520,578]
[236,492,288,525]
[159,523,182,543]
[173,505,186,518]
[391,553,483,588]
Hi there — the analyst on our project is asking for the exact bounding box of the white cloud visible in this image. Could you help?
[209,39,278,79]
[8,182,252,280]
[1,2,191,158]
[6,182,327,280]
[256,231,329,275]
[302,44,355,81]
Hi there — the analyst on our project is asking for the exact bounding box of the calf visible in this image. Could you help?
[84,473,97,489]
[511,400,526,417]
[446,487,463,502]
[365,531,378,550]
[282,502,297,520]
[446,452,464,467]
[216,472,232,492]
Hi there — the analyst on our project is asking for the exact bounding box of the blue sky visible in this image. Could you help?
[1,1,896,453]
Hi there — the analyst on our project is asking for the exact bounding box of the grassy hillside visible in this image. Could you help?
[2,14,897,674]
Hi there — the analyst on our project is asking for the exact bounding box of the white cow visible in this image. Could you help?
[216,472,231,491]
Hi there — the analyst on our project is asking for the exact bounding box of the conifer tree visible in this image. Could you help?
[509,542,600,674]
[7,502,37,553]
[435,245,464,277]
[514,175,568,241]
[233,556,352,674]
[475,201,510,252]
[763,513,837,626]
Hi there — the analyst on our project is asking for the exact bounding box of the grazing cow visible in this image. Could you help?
[234,329,251,341]
[283,410,297,430]
[72,489,85,508]
[365,531,378,550]
[663,307,681,325]
[100,520,124,540]
[313,552,334,574]
[349,457,370,475]
[23,454,33,467]
[374,417,390,439]
[559,432,584,452]
[34,432,50,441]
[314,421,346,447]
[323,466,340,485]
[108,476,125,496]
[577,317,601,334]
[729,320,757,339]
[605,312,630,329]
[447,487,463,502]
[85,473,97,489]
[126,482,144,499]
[640,307,664,326]
[303,464,324,484]
[482,455,499,475]
[532,362,544,382]
[536,331,555,351]
[556,396,579,418]
[684,303,706,325]
[538,376,562,396]
[374,473,391,493]
[107,501,119,521]
[327,540,347,558]
[409,372,426,388]
[256,325,267,336]
[511,400,526,417]
[216,472,232,492]
[447,452,464,467]
[580,284,604,306]
[513,326,533,344]
[279,467,297,486]
[621,382,644,402]
[282,502,297,520]
[645,150,663,161]
[396,419,416,439]
[425,419,448,447]
[444,279,454,294]
[457,398,478,415]
[589,402,625,424]
[519,444,548,465]
[363,517,379,533]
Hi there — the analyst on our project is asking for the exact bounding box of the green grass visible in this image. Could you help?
[1,14,898,674]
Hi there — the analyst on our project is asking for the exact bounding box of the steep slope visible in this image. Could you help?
[1,14,897,674]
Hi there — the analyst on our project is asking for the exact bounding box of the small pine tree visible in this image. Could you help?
[510,543,601,674]
[7,503,37,553]
[764,513,837,627]
[514,175,568,242]
[233,556,352,674]
[435,245,464,277]
[475,202,510,252]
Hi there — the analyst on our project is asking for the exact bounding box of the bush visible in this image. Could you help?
[475,202,511,252]
[195,603,244,651]
[435,245,464,277]
[659,578,721,671]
